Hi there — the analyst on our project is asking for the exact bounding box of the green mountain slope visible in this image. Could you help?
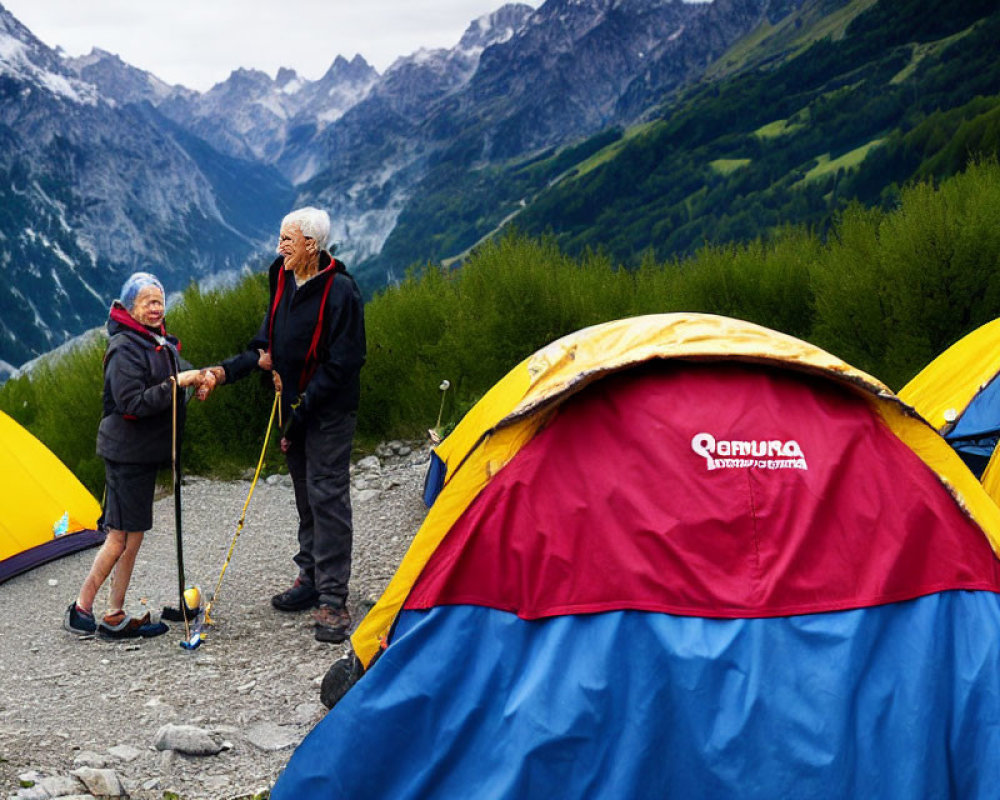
[509,0,1000,262]
[356,0,1000,284]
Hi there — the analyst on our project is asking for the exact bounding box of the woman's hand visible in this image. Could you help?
[257,349,273,371]
[176,369,202,389]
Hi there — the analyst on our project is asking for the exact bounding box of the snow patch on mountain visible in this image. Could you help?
[0,32,97,105]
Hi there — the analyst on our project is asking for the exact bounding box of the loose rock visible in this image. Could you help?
[107,745,142,763]
[245,722,300,752]
[154,724,225,757]
[69,767,126,797]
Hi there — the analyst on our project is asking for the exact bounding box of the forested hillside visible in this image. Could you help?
[363,0,1000,276]
[510,0,1000,261]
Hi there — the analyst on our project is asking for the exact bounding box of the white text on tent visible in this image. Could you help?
[690,433,808,472]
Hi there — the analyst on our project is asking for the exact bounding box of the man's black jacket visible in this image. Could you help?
[222,252,366,424]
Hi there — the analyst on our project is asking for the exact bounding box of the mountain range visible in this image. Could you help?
[0,6,293,372]
[2,0,997,376]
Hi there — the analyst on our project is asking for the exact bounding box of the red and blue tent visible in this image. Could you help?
[273,314,1000,799]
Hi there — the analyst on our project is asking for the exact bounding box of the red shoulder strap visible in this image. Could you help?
[267,266,288,355]
[298,263,342,392]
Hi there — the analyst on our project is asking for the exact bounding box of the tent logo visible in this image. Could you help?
[691,433,808,472]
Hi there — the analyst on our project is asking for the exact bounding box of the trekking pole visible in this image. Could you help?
[203,389,281,626]
[435,379,451,430]
[428,379,451,445]
[170,375,192,645]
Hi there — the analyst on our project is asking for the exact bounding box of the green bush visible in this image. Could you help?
[167,274,282,477]
[1,337,106,493]
[3,157,1000,493]
[811,155,1000,387]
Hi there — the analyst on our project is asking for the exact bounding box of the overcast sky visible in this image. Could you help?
[2,0,546,91]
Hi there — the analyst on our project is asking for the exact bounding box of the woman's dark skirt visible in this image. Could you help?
[103,460,160,532]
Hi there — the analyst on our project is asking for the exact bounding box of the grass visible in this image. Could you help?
[890,27,975,85]
[572,120,664,179]
[706,0,879,79]
[796,138,886,184]
[754,116,807,139]
[710,158,752,175]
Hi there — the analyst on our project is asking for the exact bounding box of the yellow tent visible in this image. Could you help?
[0,411,103,582]
[900,318,1000,502]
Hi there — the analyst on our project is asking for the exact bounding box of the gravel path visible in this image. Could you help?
[0,445,429,799]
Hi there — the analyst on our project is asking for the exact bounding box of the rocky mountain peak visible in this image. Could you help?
[322,53,378,83]
[458,3,536,52]
[212,66,274,95]
[74,46,120,67]
[66,47,175,105]
[0,0,831,368]
[0,2,293,370]
[276,66,299,87]
[0,5,97,105]
[0,3,36,41]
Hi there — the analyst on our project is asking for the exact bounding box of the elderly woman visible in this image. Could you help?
[64,272,214,639]
[208,207,366,643]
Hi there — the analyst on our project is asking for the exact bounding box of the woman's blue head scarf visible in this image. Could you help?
[120,272,164,311]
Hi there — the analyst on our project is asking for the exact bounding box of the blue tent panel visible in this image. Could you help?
[273,592,1000,799]
[948,374,1000,447]
[422,450,446,508]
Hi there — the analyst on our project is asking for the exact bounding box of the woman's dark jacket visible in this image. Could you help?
[96,302,190,465]
[222,252,366,424]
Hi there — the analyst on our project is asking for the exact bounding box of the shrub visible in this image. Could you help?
[3,157,999,492]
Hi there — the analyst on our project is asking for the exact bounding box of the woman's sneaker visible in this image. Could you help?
[63,603,96,636]
[97,611,169,640]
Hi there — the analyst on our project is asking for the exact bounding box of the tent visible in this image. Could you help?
[274,313,1000,799]
[0,411,103,583]
[899,317,1000,496]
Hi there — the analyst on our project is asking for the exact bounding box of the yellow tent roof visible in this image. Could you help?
[351,313,1000,667]
[899,318,1000,506]
[899,318,1000,431]
[0,411,102,578]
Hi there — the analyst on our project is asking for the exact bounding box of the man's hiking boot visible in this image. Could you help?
[313,604,352,643]
[63,602,96,636]
[271,578,319,612]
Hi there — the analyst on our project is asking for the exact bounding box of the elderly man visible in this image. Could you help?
[210,207,366,643]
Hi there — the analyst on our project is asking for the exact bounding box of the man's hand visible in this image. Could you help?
[195,368,218,401]
[204,366,226,386]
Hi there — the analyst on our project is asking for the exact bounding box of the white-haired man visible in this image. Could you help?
[210,207,366,643]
